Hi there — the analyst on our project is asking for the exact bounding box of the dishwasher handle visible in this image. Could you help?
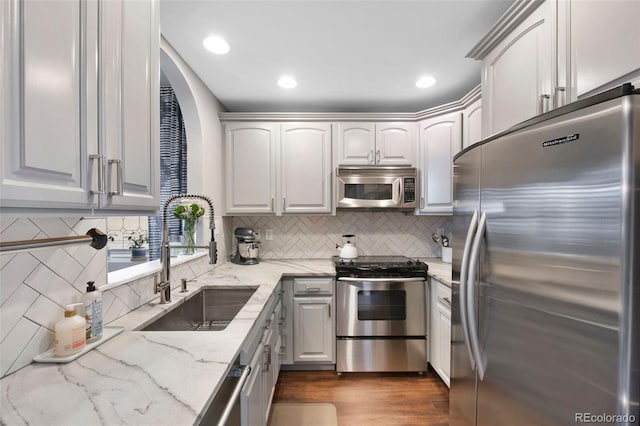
[216,365,251,426]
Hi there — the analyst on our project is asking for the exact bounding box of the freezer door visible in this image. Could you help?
[475,97,632,425]
[450,146,481,426]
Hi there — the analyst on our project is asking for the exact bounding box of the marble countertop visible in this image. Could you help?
[0,257,450,425]
[0,259,334,426]
[421,257,453,286]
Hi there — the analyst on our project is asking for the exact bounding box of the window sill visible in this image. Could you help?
[102,251,208,291]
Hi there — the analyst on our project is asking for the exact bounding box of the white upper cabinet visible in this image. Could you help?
[472,0,640,137]
[281,123,332,214]
[480,1,554,137]
[336,122,416,166]
[225,123,278,215]
[462,98,482,150]
[0,0,159,213]
[336,123,375,165]
[566,0,640,100]
[1,0,98,210]
[100,0,160,211]
[225,122,332,215]
[417,112,462,215]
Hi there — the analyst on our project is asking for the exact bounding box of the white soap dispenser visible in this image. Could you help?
[54,303,86,357]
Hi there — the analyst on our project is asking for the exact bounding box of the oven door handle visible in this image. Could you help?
[337,277,426,282]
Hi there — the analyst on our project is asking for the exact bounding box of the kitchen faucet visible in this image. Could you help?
[156,194,217,304]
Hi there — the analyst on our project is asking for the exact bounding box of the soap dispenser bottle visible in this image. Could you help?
[54,303,86,357]
[82,281,103,342]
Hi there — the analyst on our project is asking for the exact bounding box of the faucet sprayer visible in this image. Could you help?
[157,194,218,304]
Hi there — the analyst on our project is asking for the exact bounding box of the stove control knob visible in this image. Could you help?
[407,259,413,265]
[349,259,355,265]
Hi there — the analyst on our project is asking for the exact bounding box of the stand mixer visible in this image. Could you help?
[231,227,260,265]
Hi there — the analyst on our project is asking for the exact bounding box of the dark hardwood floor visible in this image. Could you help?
[272,369,449,426]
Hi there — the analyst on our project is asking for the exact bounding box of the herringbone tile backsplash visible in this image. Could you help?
[0,217,218,378]
[233,212,451,259]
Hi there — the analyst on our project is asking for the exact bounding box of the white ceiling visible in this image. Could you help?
[160,0,514,113]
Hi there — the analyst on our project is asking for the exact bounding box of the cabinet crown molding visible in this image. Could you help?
[219,85,481,123]
[466,0,544,60]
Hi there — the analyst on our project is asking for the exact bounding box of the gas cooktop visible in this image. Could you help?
[333,255,428,279]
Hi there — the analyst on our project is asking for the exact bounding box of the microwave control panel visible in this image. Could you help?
[403,178,416,203]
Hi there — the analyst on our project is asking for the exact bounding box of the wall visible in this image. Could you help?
[160,37,233,258]
[233,212,451,259]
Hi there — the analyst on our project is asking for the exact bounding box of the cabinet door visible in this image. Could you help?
[100,0,159,211]
[281,123,332,213]
[418,112,462,215]
[429,279,439,369]
[462,98,482,150]
[293,297,335,363]
[568,0,640,101]
[437,301,451,387]
[481,1,554,137]
[375,123,416,166]
[280,280,294,365]
[241,344,264,426]
[336,123,375,165]
[0,0,99,209]
[226,123,278,214]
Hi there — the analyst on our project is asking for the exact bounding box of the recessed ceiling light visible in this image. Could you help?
[416,75,437,89]
[203,35,230,55]
[278,75,297,89]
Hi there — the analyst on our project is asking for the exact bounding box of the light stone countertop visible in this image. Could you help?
[0,259,334,426]
[421,257,453,286]
[0,257,449,426]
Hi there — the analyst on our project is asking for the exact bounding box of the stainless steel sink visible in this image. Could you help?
[141,287,257,331]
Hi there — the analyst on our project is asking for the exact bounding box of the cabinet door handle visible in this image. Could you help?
[553,86,566,109]
[108,159,123,196]
[282,197,286,211]
[376,149,381,163]
[443,297,451,307]
[538,94,550,115]
[89,154,105,195]
[328,304,331,318]
[271,198,274,211]
[420,196,425,209]
[263,345,271,372]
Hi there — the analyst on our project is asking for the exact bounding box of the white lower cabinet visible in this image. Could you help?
[241,341,265,426]
[240,287,282,426]
[293,297,334,363]
[429,277,451,387]
[281,277,335,367]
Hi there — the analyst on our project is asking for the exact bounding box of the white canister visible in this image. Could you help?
[441,247,452,263]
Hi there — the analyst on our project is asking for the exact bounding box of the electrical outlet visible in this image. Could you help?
[265,228,273,241]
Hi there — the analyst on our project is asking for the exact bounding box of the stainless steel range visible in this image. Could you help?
[334,256,428,373]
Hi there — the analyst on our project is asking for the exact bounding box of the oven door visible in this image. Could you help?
[336,277,426,337]
[337,175,403,209]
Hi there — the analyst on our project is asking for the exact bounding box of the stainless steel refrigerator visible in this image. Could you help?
[450,84,639,426]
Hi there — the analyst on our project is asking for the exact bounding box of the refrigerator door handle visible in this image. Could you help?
[467,210,487,380]
[459,210,479,369]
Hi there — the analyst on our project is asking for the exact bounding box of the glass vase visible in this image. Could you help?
[183,220,197,255]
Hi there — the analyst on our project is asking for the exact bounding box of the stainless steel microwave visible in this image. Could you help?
[336,166,418,210]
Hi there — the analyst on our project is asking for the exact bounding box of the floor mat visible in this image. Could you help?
[268,402,338,426]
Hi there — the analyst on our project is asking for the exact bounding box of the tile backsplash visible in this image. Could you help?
[0,217,215,378]
[233,211,452,260]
